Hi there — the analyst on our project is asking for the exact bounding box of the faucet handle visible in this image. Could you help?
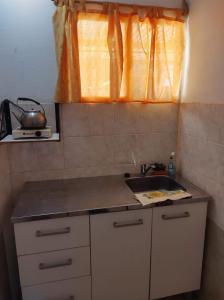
[140,164,147,176]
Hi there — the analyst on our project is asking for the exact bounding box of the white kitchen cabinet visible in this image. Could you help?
[14,201,208,300]
[150,202,207,299]
[91,209,152,300]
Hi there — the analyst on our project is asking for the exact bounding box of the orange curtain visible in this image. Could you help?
[53,2,185,103]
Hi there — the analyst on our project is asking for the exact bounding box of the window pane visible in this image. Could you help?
[78,13,110,99]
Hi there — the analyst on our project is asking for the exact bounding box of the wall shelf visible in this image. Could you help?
[0,102,61,144]
[0,133,60,144]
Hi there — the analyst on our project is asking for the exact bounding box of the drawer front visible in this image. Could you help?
[150,202,207,299]
[14,215,89,255]
[22,276,91,300]
[18,247,90,287]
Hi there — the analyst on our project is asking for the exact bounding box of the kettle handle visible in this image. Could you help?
[17,97,45,114]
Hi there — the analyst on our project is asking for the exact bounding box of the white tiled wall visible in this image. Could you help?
[177,103,224,300]
[0,144,11,299]
[0,145,11,226]
[7,103,178,195]
[178,103,224,231]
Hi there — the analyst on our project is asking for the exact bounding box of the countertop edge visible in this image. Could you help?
[11,174,211,224]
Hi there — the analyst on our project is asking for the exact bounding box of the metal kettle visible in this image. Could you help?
[8,98,47,129]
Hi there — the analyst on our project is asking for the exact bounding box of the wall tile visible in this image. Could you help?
[8,143,38,173]
[113,103,143,135]
[34,141,64,171]
[7,103,178,199]
[112,135,138,165]
[178,103,224,300]
[88,104,115,136]
[0,146,11,299]
[139,104,178,134]
[0,175,11,226]
[63,164,139,179]
[8,141,64,174]
[180,103,221,143]
[0,145,10,175]
[10,170,64,197]
[62,104,90,137]
[178,103,224,232]
[64,136,113,168]
[136,132,176,164]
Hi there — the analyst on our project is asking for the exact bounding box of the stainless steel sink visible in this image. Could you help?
[125,175,186,193]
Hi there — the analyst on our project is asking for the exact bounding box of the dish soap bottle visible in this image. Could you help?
[167,152,176,179]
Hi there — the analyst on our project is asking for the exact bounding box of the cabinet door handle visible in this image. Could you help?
[39,258,72,270]
[162,211,190,220]
[113,218,143,228]
[36,227,71,237]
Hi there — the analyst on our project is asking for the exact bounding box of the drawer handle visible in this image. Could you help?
[162,211,190,220]
[39,258,72,270]
[113,218,143,228]
[36,227,71,237]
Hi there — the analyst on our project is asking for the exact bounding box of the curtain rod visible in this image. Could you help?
[51,0,189,15]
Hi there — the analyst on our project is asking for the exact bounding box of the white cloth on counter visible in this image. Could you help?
[134,189,192,206]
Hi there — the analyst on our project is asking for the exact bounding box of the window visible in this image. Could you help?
[53,3,185,103]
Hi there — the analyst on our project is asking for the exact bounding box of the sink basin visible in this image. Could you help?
[125,176,186,193]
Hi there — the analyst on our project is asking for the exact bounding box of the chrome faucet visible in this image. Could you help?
[140,163,155,176]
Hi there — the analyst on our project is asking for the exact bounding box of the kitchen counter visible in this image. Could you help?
[11,175,210,223]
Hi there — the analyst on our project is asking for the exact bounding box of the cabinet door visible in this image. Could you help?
[150,202,207,299]
[91,209,152,300]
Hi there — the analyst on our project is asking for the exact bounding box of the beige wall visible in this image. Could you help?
[9,103,178,196]
[0,0,181,297]
[179,1,224,298]
[0,144,11,299]
[182,0,224,104]
[0,102,178,299]
[180,0,224,229]
[179,103,224,230]
[0,0,183,101]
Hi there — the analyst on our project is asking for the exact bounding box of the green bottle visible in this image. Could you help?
[168,152,176,179]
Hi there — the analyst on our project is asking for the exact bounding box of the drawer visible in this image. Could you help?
[22,276,91,300]
[14,215,89,255]
[18,247,90,287]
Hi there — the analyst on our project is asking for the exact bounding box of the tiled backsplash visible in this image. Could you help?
[178,103,224,299]
[0,145,11,226]
[8,103,178,195]
[0,144,11,299]
[178,103,224,230]
[0,102,178,298]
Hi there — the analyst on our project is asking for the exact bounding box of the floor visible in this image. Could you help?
[164,297,184,300]
[163,295,196,300]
